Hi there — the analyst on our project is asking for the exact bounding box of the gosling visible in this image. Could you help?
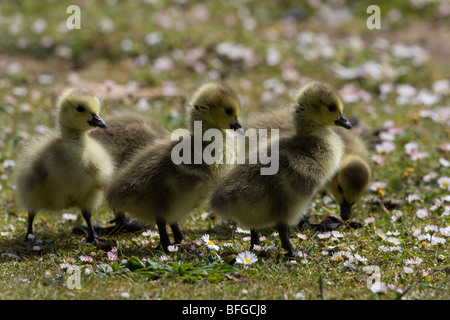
[210,81,351,257]
[14,87,114,244]
[246,108,371,221]
[89,114,169,232]
[324,127,371,221]
[106,82,243,252]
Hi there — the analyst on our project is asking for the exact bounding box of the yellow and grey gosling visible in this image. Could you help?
[210,81,351,257]
[324,127,371,220]
[245,106,371,221]
[14,87,114,243]
[89,114,169,233]
[106,82,243,252]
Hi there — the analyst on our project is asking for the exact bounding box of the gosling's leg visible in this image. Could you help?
[156,218,171,253]
[250,229,260,250]
[276,224,295,257]
[170,223,185,244]
[81,209,98,244]
[340,200,353,221]
[23,211,36,243]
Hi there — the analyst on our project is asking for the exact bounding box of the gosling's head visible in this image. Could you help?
[187,82,243,133]
[57,87,106,132]
[328,154,371,221]
[293,81,351,130]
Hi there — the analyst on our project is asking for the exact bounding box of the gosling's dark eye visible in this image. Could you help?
[225,108,233,115]
[328,103,337,112]
[337,184,343,193]
[77,105,85,112]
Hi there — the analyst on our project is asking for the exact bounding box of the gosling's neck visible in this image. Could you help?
[60,126,89,145]
[187,119,230,168]
[292,117,331,138]
[188,118,228,139]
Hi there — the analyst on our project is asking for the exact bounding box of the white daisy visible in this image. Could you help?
[236,228,251,234]
[375,141,396,154]
[79,256,93,263]
[406,194,420,203]
[201,234,220,252]
[439,158,449,168]
[423,171,437,182]
[403,266,414,274]
[235,251,258,266]
[416,209,428,219]
[62,213,77,221]
[369,181,386,192]
[437,177,450,191]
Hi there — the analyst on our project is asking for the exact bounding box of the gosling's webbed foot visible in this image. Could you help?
[297,213,311,229]
[283,252,298,259]
[347,221,363,229]
[22,233,36,244]
[154,242,170,253]
[117,220,145,233]
[72,223,101,235]
[178,241,196,252]
[81,235,112,252]
[108,212,145,234]
[73,224,104,244]
[309,215,342,231]
[299,214,342,231]
[300,213,364,231]
[22,233,52,246]
[91,222,143,236]
[81,234,101,246]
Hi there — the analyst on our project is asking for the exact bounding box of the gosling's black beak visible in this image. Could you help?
[230,118,245,134]
[334,113,352,129]
[88,113,107,128]
[340,199,353,221]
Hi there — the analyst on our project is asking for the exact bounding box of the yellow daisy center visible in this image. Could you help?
[244,257,250,263]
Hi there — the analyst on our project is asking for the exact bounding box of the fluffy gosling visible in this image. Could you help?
[14,87,114,244]
[324,127,371,220]
[210,81,351,257]
[89,114,169,232]
[246,107,370,221]
[106,82,243,252]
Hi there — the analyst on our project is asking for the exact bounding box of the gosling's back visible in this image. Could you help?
[89,114,168,166]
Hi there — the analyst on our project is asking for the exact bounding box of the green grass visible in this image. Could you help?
[0,0,449,300]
